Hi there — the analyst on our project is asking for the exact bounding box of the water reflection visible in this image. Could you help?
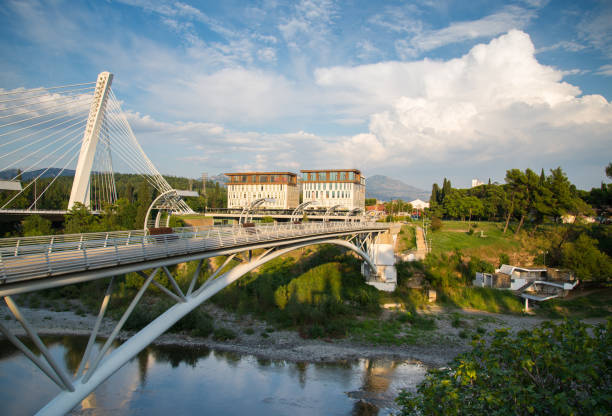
[0,336,426,416]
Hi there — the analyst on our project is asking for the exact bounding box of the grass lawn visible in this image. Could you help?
[430,221,520,260]
[438,286,525,314]
[176,214,214,219]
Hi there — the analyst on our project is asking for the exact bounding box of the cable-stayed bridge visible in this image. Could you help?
[0,74,398,415]
[0,72,193,223]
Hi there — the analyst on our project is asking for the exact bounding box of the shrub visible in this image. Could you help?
[193,316,214,338]
[306,324,325,339]
[397,319,612,416]
[498,253,510,267]
[213,327,237,341]
[561,234,612,281]
[431,217,443,232]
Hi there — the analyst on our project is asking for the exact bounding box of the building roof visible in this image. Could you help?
[300,168,361,173]
[498,264,547,275]
[225,172,296,176]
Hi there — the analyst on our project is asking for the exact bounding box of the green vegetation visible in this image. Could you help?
[429,168,591,229]
[430,221,520,257]
[213,327,237,341]
[537,288,612,319]
[398,225,416,251]
[397,319,612,416]
[2,172,227,236]
[212,245,382,339]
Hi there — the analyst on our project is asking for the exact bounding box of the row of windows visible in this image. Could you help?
[230,193,286,200]
[303,182,355,191]
[229,184,286,191]
[302,172,356,181]
[305,190,352,199]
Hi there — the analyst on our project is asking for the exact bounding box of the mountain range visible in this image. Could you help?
[365,175,430,202]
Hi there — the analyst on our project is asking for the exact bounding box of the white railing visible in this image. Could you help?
[0,222,388,284]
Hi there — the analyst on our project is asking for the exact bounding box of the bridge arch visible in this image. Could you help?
[16,233,381,415]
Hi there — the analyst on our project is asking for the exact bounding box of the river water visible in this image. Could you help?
[0,336,426,415]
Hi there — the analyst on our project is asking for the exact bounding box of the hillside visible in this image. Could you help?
[366,174,430,202]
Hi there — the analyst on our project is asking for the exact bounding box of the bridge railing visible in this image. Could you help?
[0,222,388,285]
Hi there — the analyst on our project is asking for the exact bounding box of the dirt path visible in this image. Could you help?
[415,226,428,256]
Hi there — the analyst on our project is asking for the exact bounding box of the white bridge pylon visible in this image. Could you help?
[0,222,389,415]
[68,72,113,210]
[0,72,193,216]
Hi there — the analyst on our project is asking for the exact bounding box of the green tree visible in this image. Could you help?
[463,196,483,227]
[20,215,52,236]
[64,203,100,234]
[561,234,612,281]
[503,169,525,233]
[397,319,612,416]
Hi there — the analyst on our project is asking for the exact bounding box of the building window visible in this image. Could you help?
[340,172,346,180]
[302,172,308,181]
[330,172,338,180]
[318,172,326,181]
[348,172,355,180]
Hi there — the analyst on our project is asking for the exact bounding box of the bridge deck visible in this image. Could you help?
[0,222,388,288]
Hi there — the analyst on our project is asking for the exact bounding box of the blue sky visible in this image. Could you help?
[1,0,611,190]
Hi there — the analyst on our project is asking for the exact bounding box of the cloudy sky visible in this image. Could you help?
[1,0,611,190]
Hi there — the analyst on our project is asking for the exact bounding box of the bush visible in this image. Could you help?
[561,234,612,281]
[431,217,443,232]
[498,253,510,267]
[397,319,612,416]
[213,327,237,341]
[192,315,214,338]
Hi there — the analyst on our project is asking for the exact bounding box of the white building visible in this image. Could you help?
[225,172,299,209]
[471,179,484,188]
[410,199,430,210]
[300,169,365,211]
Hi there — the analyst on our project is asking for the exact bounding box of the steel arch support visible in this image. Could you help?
[36,237,377,415]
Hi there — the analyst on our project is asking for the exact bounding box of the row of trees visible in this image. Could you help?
[9,173,228,236]
[429,167,591,232]
[0,172,227,212]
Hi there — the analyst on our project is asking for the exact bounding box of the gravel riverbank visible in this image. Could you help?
[3,302,599,368]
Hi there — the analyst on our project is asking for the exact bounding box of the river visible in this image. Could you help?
[0,336,427,415]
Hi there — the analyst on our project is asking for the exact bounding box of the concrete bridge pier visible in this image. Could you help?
[363,224,401,292]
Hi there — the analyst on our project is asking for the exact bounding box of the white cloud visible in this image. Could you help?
[536,40,586,54]
[395,5,536,58]
[324,31,612,171]
[578,5,612,58]
[596,65,612,76]
[278,0,337,53]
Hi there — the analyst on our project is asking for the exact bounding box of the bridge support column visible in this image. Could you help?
[68,72,114,210]
[363,224,401,292]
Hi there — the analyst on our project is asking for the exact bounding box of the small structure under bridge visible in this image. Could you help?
[0,221,398,415]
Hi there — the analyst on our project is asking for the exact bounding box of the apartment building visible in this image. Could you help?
[225,172,299,209]
[300,169,365,211]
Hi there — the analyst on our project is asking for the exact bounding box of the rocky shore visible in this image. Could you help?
[0,302,583,368]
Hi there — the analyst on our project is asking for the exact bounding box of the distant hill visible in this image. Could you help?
[210,173,228,185]
[366,175,430,202]
[0,168,76,181]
